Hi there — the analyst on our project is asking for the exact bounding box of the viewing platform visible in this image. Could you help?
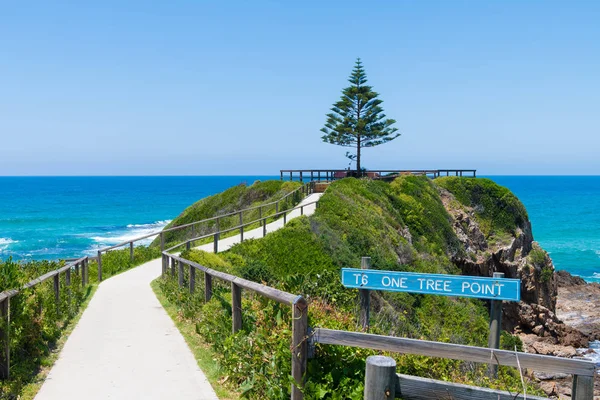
[280,169,477,182]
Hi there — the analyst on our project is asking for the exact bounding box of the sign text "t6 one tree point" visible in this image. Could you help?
[341,269,520,302]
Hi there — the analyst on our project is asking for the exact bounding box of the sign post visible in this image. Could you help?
[487,272,504,378]
[359,257,371,332]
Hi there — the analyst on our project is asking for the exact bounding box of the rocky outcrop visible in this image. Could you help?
[556,270,600,341]
[437,187,589,347]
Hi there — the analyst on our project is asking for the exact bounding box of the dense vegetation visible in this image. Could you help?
[0,245,159,399]
[151,180,303,249]
[159,176,540,398]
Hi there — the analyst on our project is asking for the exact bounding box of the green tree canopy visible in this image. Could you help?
[321,58,400,173]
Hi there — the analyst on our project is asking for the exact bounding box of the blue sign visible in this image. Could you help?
[341,268,520,302]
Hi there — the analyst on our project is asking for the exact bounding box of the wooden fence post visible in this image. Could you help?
[53,274,60,316]
[276,202,279,215]
[205,273,213,302]
[129,242,134,263]
[82,259,87,287]
[214,233,219,253]
[283,212,287,225]
[291,296,308,400]
[171,257,176,277]
[178,260,184,288]
[259,206,263,227]
[364,355,396,400]
[232,283,242,333]
[160,232,165,252]
[186,241,191,251]
[161,254,167,276]
[65,267,71,310]
[572,374,595,400]
[263,217,267,237]
[97,251,103,282]
[360,257,371,331]
[487,272,504,378]
[189,265,195,294]
[0,297,9,379]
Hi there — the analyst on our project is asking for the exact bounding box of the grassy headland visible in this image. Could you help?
[157,176,546,398]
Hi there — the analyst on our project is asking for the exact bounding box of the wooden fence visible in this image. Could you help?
[0,256,90,379]
[280,169,477,181]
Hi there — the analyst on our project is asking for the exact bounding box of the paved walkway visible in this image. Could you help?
[35,193,322,400]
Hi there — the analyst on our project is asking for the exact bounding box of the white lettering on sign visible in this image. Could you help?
[353,274,369,286]
[416,278,452,292]
[461,281,504,297]
[381,276,408,288]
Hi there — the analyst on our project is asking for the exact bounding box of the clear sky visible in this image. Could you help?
[1,1,599,175]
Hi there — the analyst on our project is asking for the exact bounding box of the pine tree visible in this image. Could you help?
[321,58,399,174]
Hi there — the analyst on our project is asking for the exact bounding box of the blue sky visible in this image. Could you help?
[1,1,599,175]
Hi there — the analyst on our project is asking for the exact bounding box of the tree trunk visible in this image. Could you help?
[356,138,361,175]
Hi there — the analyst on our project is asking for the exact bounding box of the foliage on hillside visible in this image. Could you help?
[152,180,302,248]
[435,177,528,239]
[158,176,539,398]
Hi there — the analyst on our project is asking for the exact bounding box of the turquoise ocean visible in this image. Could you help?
[0,176,599,283]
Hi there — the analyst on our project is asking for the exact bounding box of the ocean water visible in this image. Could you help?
[0,176,599,283]
[489,176,600,283]
[0,176,275,260]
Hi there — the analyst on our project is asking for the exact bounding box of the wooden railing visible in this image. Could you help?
[161,253,308,400]
[280,169,477,181]
[328,329,595,399]
[0,256,90,379]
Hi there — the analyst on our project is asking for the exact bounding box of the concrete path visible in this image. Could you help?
[35,193,322,400]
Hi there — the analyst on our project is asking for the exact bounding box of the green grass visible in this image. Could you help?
[150,278,239,400]
[435,177,528,240]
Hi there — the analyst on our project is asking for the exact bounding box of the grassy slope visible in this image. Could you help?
[157,176,543,398]
[151,180,302,248]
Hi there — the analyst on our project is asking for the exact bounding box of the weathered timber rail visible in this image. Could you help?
[314,329,595,399]
[0,256,90,379]
[280,169,477,181]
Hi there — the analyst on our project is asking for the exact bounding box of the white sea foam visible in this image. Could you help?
[0,238,17,252]
[91,220,172,247]
[578,341,600,367]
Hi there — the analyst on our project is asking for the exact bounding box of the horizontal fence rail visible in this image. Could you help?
[164,200,318,254]
[161,252,308,400]
[315,328,595,400]
[0,256,90,379]
[280,169,477,181]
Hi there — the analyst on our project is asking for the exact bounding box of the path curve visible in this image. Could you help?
[35,192,322,399]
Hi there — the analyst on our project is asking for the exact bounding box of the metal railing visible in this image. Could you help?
[280,169,477,181]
